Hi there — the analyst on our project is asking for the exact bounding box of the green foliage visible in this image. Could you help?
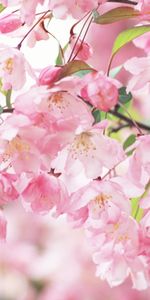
[112,25,150,57]
[119,87,132,104]
[123,134,136,150]
[93,6,140,24]
[58,60,94,79]
[0,3,5,13]
[74,69,92,77]
[109,65,122,78]
[56,47,63,66]
[92,109,101,124]
[131,198,143,222]
[55,43,69,66]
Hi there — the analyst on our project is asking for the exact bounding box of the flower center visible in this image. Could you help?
[70,132,96,159]
[3,58,14,74]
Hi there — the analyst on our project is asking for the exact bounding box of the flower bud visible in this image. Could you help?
[81,72,118,112]
[38,66,62,86]
[0,14,22,33]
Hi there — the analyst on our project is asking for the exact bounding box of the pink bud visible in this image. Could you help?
[70,36,93,61]
[81,72,118,112]
[0,14,22,34]
[0,211,7,241]
[38,66,62,86]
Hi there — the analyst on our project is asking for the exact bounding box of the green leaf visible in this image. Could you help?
[94,6,140,24]
[74,69,92,77]
[112,25,150,57]
[123,134,136,150]
[92,110,101,124]
[126,147,135,156]
[119,87,132,104]
[131,198,143,222]
[56,47,63,66]
[55,43,69,66]
[58,60,94,79]
[0,3,5,13]
[109,65,122,78]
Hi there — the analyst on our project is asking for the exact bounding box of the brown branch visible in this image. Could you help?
[108,0,137,5]
[109,110,150,131]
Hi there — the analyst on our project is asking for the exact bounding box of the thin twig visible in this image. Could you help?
[17,10,50,49]
[109,110,150,131]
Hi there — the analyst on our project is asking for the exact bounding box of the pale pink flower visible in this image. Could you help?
[139,211,150,262]
[0,113,52,174]
[0,46,30,90]
[15,88,94,132]
[89,213,149,289]
[124,56,150,92]
[136,0,150,20]
[134,32,150,54]
[53,123,125,179]
[128,135,150,187]
[80,72,119,112]
[49,0,100,19]
[27,23,49,48]
[2,0,45,25]
[21,173,68,215]
[68,180,130,227]
[0,211,7,241]
[0,14,22,33]
[0,172,19,206]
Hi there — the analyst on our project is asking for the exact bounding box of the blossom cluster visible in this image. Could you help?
[0,0,150,292]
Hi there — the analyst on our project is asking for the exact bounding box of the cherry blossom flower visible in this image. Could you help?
[88,214,149,290]
[128,135,150,187]
[0,46,34,90]
[53,123,125,179]
[21,173,68,215]
[67,180,130,227]
[80,72,119,112]
[49,0,100,19]
[0,172,19,206]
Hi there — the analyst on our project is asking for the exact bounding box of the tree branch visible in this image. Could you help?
[109,110,150,131]
[108,0,137,5]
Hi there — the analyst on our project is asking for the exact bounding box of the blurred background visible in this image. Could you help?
[1,202,150,300]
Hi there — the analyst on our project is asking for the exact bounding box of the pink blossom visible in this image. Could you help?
[124,56,150,92]
[68,180,130,227]
[49,0,100,19]
[134,32,150,54]
[80,72,119,112]
[136,0,150,20]
[53,123,125,179]
[14,88,93,133]
[128,135,150,187]
[0,172,19,206]
[0,211,7,241]
[21,173,68,215]
[38,66,62,86]
[0,113,53,174]
[0,46,29,90]
[27,22,49,48]
[0,14,22,33]
[69,36,93,61]
[88,213,149,289]
[2,0,45,25]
